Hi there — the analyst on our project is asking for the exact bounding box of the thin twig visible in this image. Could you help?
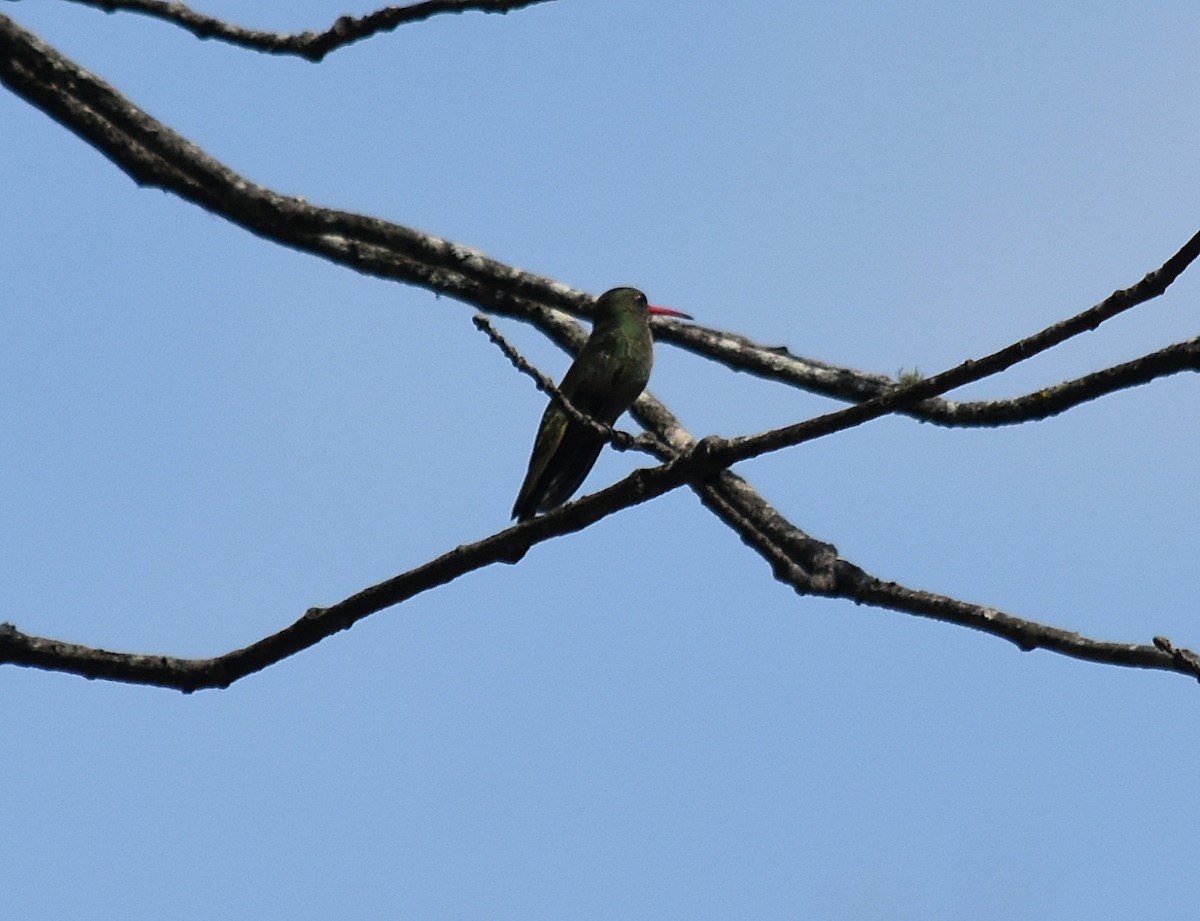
[64,0,557,61]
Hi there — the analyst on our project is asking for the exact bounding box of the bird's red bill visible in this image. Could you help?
[648,304,693,320]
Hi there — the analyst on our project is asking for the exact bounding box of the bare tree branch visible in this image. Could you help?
[0,14,590,326]
[61,0,557,60]
[836,567,1199,677]
[927,338,1200,424]
[661,322,1200,427]
[698,230,1200,469]
[5,9,1193,441]
[0,475,667,691]
[661,323,1200,428]
[6,416,1199,687]
[541,233,1200,502]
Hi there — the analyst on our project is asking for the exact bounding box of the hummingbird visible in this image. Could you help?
[511,286,692,521]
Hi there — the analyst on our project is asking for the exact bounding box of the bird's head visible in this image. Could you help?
[596,286,692,323]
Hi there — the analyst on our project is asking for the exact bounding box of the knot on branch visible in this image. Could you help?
[688,435,730,479]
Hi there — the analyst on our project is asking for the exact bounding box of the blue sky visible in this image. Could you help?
[4,1,1200,918]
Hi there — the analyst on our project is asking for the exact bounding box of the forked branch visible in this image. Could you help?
[2,11,1199,689]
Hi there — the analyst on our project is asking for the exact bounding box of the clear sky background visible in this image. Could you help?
[4,2,1200,918]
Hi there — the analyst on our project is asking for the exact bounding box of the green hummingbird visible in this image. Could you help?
[511,286,692,521]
